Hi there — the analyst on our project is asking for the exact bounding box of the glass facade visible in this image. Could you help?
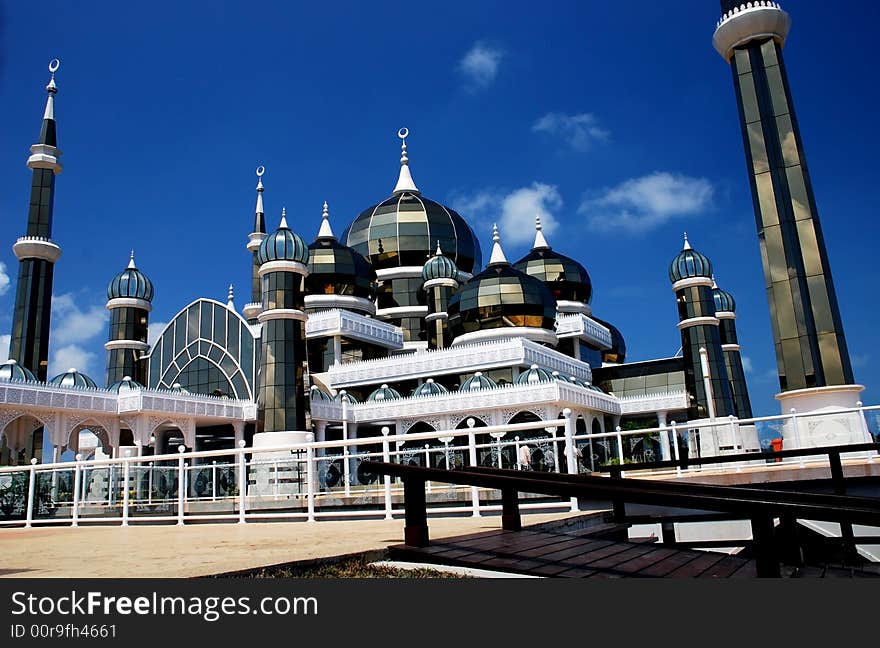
[731,38,853,390]
[146,299,256,399]
[108,307,148,344]
[447,265,556,338]
[27,169,55,238]
[9,258,54,381]
[342,192,482,273]
[106,347,146,386]
[259,318,307,432]
[595,358,686,400]
[676,285,717,321]
[262,271,305,310]
[679,322,735,420]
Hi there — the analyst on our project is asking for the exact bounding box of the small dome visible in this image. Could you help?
[48,368,98,389]
[413,378,449,397]
[713,285,736,313]
[309,385,332,401]
[307,237,375,299]
[367,384,402,402]
[513,249,591,304]
[422,243,459,282]
[460,371,498,391]
[566,374,588,388]
[257,210,309,265]
[516,364,553,385]
[669,234,712,283]
[170,382,190,395]
[333,390,360,404]
[108,376,143,393]
[0,359,37,383]
[107,253,154,302]
[592,316,627,364]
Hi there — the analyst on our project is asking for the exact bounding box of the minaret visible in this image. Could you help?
[105,251,153,386]
[256,208,310,432]
[8,60,64,381]
[714,2,855,397]
[669,234,736,421]
[712,276,753,419]
[421,242,459,350]
[243,166,267,325]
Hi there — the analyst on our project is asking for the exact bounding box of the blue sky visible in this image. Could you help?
[0,0,877,417]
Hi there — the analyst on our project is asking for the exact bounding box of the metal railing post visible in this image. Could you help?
[790,409,805,467]
[671,422,681,476]
[212,461,217,501]
[122,455,130,527]
[730,415,742,472]
[562,408,578,512]
[381,427,393,520]
[467,418,480,517]
[72,454,82,527]
[424,444,432,493]
[237,440,247,524]
[856,401,876,462]
[147,462,153,505]
[25,458,37,528]
[616,426,625,478]
[176,445,186,526]
[306,434,316,523]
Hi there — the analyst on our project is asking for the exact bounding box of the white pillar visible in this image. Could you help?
[466,418,480,517]
[381,427,392,520]
[237,440,247,524]
[25,458,38,528]
[176,445,186,526]
[72,454,82,527]
[562,409,578,512]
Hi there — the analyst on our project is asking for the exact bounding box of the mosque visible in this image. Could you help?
[0,2,865,481]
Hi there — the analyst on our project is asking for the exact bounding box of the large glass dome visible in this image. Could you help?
[514,248,592,304]
[342,192,481,273]
[307,237,375,299]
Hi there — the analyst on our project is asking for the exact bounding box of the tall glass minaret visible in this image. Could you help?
[713,2,854,395]
[8,61,64,381]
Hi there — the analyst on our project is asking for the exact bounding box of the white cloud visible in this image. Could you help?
[0,334,9,362]
[51,293,106,345]
[532,112,610,152]
[579,172,714,233]
[741,356,753,373]
[452,182,562,247]
[0,262,9,296]
[148,321,168,348]
[852,353,870,368]
[458,42,503,90]
[48,344,97,379]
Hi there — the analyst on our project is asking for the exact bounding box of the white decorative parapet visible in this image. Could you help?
[555,312,612,350]
[305,309,404,349]
[326,337,593,388]
[0,382,117,414]
[713,1,790,60]
[310,378,619,423]
[120,389,257,421]
[617,390,689,415]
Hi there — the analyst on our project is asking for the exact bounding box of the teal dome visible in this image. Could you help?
[309,385,332,401]
[0,359,37,383]
[108,376,143,393]
[422,244,459,282]
[107,255,154,301]
[713,285,736,313]
[367,384,402,402]
[669,235,712,283]
[413,378,449,397]
[516,364,553,385]
[257,211,309,265]
[460,372,498,391]
[333,390,360,404]
[170,382,190,395]
[49,368,98,389]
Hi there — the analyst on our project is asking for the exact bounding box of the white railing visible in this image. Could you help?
[305,309,404,349]
[555,312,613,349]
[0,403,877,528]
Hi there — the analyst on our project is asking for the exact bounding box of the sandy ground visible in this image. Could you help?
[0,511,582,578]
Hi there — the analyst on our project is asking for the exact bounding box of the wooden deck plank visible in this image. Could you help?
[580,544,658,570]
[663,551,729,578]
[697,555,752,578]
[632,549,703,577]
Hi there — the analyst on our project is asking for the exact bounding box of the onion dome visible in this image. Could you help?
[459,371,498,391]
[0,359,37,382]
[257,208,309,265]
[333,389,360,404]
[422,241,459,282]
[107,251,154,301]
[448,225,557,339]
[170,382,190,395]
[412,378,449,397]
[340,129,482,273]
[48,368,98,389]
[566,374,588,388]
[669,233,712,282]
[367,383,402,402]
[516,364,553,385]
[306,202,376,299]
[309,385,332,401]
[108,376,143,394]
[513,217,592,304]
[712,277,736,313]
[591,316,626,364]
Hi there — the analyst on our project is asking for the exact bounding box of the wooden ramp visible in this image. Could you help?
[389,528,757,578]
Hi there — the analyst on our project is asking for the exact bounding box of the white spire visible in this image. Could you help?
[711,274,718,289]
[128,250,136,269]
[488,223,508,265]
[255,166,265,215]
[317,200,335,238]
[279,207,288,229]
[683,232,692,250]
[533,215,550,249]
[435,240,443,256]
[44,59,59,121]
[227,284,235,308]
[393,127,420,194]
